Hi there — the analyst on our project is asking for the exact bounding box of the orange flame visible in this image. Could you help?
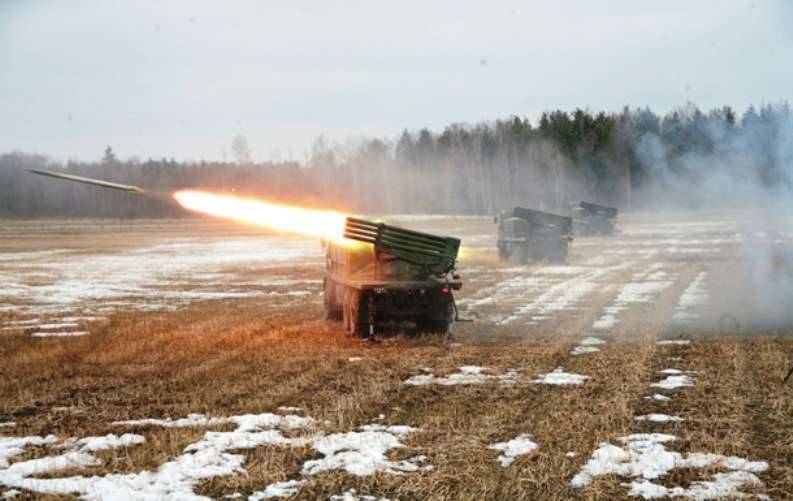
[172,190,347,242]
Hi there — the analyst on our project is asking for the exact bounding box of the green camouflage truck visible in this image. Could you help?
[495,207,573,264]
[569,201,618,236]
[323,217,462,338]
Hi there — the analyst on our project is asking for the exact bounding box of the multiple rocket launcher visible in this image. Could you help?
[28,169,616,336]
[495,203,618,264]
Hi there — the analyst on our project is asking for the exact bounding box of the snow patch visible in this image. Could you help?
[481,262,635,325]
[644,394,671,402]
[329,489,390,501]
[112,413,313,431]
[403,366,519,386]
[2,320,39,326]
[0,412,425,500]
[303,424,428,477]
[0,250,70,262]
[34,323,78,329]
[0,413,315,500]
[30,331,88,338]
[535,266,588,275]
[592,315,616,330]
[1,451,100,478]
[571,433,768,499]
[593,266,674,330]
[0,436,58,469]
[0,238,321,325]
[634,414,684,423]
[276,407,302,413]
[249,479,306,500]
[505,278,597,325]
[59,316,104,322]
[69,434,146,452]
[651,375,694,391]
[626,472,764,500]
[531,368,589,386]
[658,368,688,375]
[657,340,691,346]
[489,434,538,467]
[571,346,600,355]
[673,272,709,323]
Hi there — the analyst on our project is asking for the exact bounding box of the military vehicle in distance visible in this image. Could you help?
[569,201,618,236]
[324,217,462,338]
[495,207,573,264]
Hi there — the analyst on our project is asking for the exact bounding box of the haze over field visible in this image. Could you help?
[4,4,793,499]
[2,0,793,161]
[1,214,792,498]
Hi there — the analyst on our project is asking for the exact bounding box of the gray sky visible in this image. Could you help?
[1,0,792,162]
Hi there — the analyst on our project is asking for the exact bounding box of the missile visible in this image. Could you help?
[28,169,146,194]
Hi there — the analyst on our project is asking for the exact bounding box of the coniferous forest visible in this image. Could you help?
[1,102,791,218]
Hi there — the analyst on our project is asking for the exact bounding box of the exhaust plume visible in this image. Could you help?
[172,190,347,242]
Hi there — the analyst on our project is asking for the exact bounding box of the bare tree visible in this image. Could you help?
[231,134,251,165]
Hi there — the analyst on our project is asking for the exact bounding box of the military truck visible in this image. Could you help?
[323,217,462,338]
[495,207,573,264]
[569,201,618,236]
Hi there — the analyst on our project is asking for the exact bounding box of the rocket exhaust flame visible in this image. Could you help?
[26,169,352,242]
[172,190,348,242]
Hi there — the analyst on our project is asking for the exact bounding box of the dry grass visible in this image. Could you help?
[1,217,793,500]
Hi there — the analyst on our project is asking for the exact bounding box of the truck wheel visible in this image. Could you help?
[520,245,529,264]
[342,300,349,332]
[560,241,569,262]
[343,289,362,337]
[417,317,450,334]
[497,240,509,260]
[512,244,528,264]
[324,279,342,320]
[427,319,450,334]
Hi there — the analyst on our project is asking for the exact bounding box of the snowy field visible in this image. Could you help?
[1,212,793,499]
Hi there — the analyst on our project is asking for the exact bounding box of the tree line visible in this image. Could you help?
[1,102,790,218]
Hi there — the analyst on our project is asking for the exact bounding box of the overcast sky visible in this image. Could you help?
[1,0,792,162]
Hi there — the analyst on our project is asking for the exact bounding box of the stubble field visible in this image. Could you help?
[1,211,792,500]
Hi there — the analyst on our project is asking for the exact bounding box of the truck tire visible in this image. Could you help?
[507,243,528,265]
[416,314,450,334]
[342,288,363,337]
[324,278,342,320]
[426,318,450,334]
[497,240,509,260]
[518,244,529,264]
[553,241,569,262]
